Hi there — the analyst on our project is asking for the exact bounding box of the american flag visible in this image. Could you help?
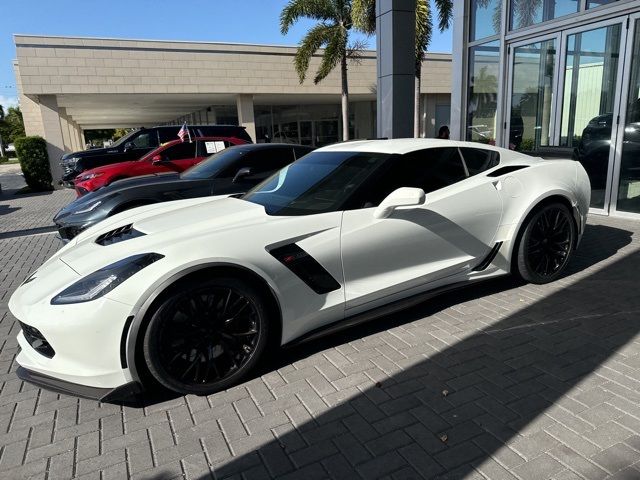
[177,122,190,142]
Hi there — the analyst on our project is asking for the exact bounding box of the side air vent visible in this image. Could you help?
[270,244,341,294]
[487,166,528,177]
[96,224,145,246]
[473,242,503,271]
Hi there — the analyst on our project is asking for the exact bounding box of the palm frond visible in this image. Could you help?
[347,38,369,65]
[280,0,338,34]
[512,0,540,29]
[294,23,337,83]
[492,1,502,34]
[433,0,453,32]
[314,26,347,84]
[415,0,432,70]
[352,0,376,34]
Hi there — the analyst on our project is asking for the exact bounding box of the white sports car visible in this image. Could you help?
[9,139,590,400]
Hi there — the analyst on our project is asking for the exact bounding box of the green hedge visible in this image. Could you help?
[14,136,53,191]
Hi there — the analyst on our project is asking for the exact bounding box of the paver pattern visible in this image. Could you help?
[1,185,640,479]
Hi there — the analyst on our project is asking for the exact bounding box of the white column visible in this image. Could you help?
[58,107,73,153]
[236,94,256,142]
[38,95,66,185]
[450,0,467,140]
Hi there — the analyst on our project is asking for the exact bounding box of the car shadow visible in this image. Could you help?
[0,204,20,216]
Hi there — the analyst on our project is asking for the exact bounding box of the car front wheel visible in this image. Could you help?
[143,277,269,395]
[515,202,576,284]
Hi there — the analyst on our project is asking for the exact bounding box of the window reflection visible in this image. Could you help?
[561,25,621,209]
[510,0,579,30]
[587,0,618,9]
[509,40,556,152]
[617,21,640,214]
[470,0,502,41]
[466,41,499,144]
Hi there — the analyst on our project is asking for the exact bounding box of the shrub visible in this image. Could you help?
[14,136,53,191]
[0,156,7,164]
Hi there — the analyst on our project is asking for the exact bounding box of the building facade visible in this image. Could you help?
[13,35,452,184]
[452,0,640,218]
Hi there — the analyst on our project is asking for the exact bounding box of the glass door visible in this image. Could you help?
[558,19,625,212]
[506,35,559,154]
[613,14,640,216]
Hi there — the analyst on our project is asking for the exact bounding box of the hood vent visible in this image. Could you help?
[96,224,145,246]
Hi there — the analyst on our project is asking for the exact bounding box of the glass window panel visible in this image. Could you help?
[470,0,502,41]
[617,20,640,214]
[509,39,556,153]
[561,24,621,209]
[466,41,499,145]
[587,0,618,9]
[510,0,579,30]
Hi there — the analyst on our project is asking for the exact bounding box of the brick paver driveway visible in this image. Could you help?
[1,183,640,479]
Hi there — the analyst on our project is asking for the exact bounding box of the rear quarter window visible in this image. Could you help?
[459,147,500,176]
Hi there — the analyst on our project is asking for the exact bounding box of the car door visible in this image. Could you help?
[340,147,503,310]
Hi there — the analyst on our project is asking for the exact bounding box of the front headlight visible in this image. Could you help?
[74,200,102,214]
[51,253,163,305]
[64,156,80,166]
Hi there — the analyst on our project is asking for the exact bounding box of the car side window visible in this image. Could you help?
[164,142,197,160]
[131,131,159,149]
[198,140,235,157]
[355,147,467,208]
[247,148,295,174]
[459,147,500,176]
[158,128,178,144]
[218,148,293,179]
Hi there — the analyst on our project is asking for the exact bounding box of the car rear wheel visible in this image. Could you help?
[515,202,576,284]
[143,277,268,395]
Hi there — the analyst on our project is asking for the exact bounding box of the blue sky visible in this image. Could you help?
[0,0,452,110]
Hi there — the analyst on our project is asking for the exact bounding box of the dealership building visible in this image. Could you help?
[12,34,452,184]
[451,0,640,218]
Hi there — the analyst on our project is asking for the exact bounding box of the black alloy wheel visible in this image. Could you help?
[143,277,269,395]
[516,203,576,284]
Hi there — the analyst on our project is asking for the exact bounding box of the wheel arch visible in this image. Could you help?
[506,192,581,273]
[123,262,283,386]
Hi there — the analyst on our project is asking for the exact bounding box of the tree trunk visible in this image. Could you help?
[414,65,422,138]
[341,53,350,141]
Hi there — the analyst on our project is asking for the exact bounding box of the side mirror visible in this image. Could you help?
[232,167,252,183]
[151,154,170,165]
[373,187,425,219]
[124,141,135,152]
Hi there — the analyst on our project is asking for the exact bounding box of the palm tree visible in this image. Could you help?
[353,0,452,137]
[280,0,358,141]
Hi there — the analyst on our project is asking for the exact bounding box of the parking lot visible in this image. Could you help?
[2,169,640,479]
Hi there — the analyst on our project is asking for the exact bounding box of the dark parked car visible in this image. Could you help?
[572,109,640,191]
[54,143,313,242]
[60,125,253,186]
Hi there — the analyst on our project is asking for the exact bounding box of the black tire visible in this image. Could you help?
[143,277,269,395]
[515,202,576,284]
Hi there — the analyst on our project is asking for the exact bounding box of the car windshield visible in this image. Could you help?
[110,130,139,148]
[242,151,392,215]
[180,147,250,180]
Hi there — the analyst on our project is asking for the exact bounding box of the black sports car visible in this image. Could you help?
[53,143,313,242]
